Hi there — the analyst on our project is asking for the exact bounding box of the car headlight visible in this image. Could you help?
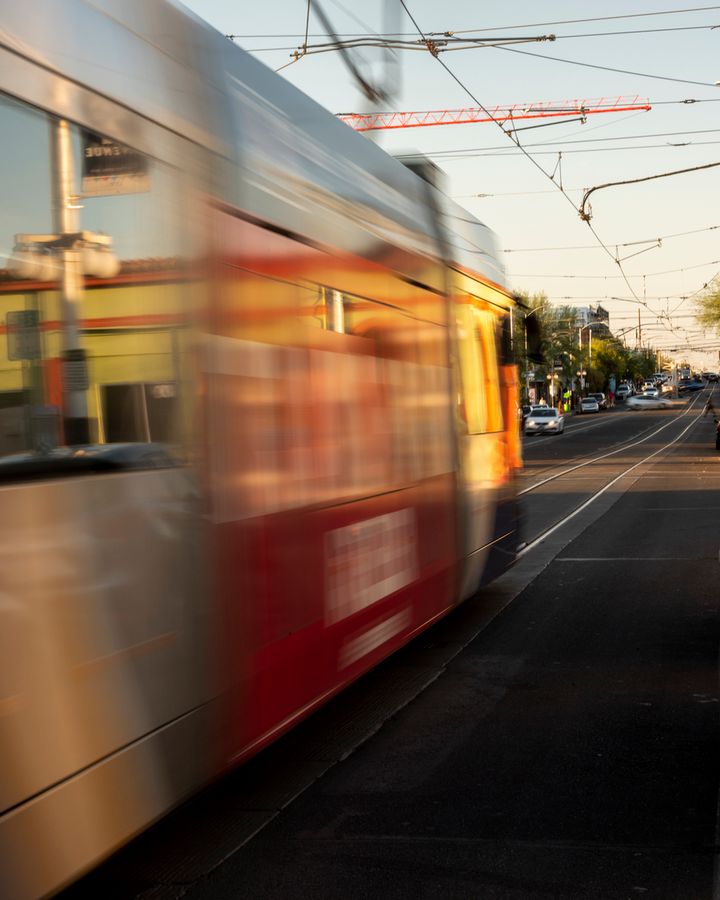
[527,419,537,426]
[547,420,558,427]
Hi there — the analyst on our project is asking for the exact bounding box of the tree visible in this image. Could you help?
[590,337,626,392]
[513,294,583,403]
[695,278,720,331]
[511,290,549,371]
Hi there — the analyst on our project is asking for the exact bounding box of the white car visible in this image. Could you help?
[525,407,564,435]
[579,397,600,414]
[626,394,672,410]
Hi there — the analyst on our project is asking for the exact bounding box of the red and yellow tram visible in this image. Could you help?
[0,3,522,896]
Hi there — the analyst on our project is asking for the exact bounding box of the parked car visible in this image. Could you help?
[579,397,600,414]
[615,384,631,401]
[525,406,564,435]
[626,394,673,410]
[588,392,607,409]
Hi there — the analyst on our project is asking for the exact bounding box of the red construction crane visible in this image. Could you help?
[337,95,651,132]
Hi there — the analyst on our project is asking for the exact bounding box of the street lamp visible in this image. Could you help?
[576,369,587,393]
[546,372,559,406]
[578,323,593,362]
[521,305,544,402]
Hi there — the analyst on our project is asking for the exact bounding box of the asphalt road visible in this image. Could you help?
[63,393,720,900]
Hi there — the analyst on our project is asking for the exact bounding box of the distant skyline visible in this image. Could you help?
[181,1,720,368]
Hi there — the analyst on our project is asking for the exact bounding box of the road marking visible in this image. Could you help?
[643,506,720,510]
[556,556,694,562]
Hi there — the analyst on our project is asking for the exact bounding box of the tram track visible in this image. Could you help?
[520,389,708,497]
[517,387,714,555]
[520,414,675,484]
[520,389,710,485]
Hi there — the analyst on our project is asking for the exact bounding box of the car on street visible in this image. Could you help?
[615,384,631,401]
[525,406,564,435]
[519,404,532,426]
[626,394,673,410]
[579,397,600,414]
[689,379,705,391]
[678,378,704,393]
[588,392,607,409]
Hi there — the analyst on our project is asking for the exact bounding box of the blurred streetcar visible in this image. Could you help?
[0,2,524,896]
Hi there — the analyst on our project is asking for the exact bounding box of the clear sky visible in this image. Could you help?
[180,0,720,369]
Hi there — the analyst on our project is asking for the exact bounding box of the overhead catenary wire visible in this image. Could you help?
[234,10,720,363]
[493,43,720,88]
[396,0,658,311]
[245,5,720,352]
[502,223,720,252]
[512,258,720,278]
[403,128,720,161]
[550,293,716,301]
[234,16,720,52]
[408,139,720,159]
[227,6,720,41]
[438,6,720,35]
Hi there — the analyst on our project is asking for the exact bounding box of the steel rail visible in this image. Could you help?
[517,407,706,557]
[519,390,708,496]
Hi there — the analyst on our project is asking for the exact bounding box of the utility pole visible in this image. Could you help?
[51,118,90,445]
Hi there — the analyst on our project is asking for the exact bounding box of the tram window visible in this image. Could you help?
[0,88,192,470]
[102,383,177,444]
[457,300,503,434]
[475,310,503,433]
[144,383,178,443]
[457,304,483,434]
[0,94,53,457]
[103,385,146,443]
[310,286,353,334]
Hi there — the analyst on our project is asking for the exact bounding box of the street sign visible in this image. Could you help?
[6,309,40,360]
[81,130,149,196]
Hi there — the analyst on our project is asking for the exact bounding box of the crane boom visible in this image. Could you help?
[338,96,651,132]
